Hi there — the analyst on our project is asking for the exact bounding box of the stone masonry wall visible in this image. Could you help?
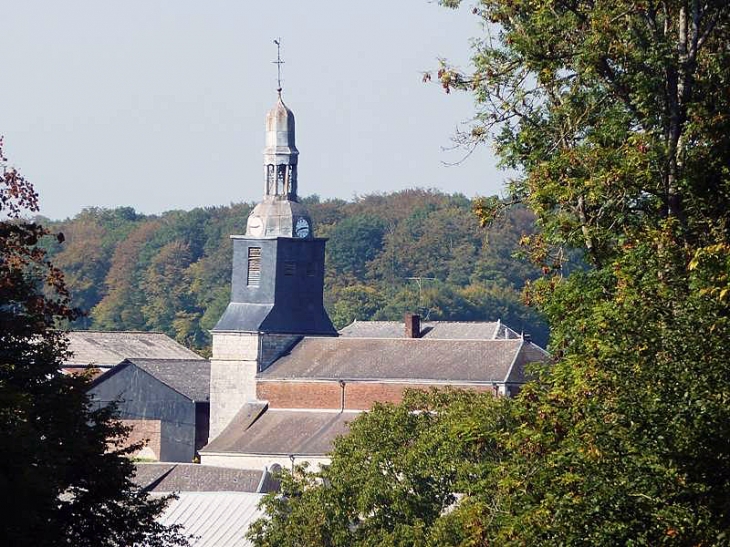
[209,332,260,439]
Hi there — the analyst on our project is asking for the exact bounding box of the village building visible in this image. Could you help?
[79,88,547,476]
[132,463,279,547]
[198,90,548,471]
[89,358,210,462]
[63,330,203,376]
[71,85,548,546]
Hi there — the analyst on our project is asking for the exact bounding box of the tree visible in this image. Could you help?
[436,0,730,266]
[0,138,187,546]
[326,214,386,282]
[431,0,730,542]
[248,389,514,547]
[250,1,730,544]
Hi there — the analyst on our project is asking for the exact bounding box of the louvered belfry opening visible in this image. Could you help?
[247,247,262,287]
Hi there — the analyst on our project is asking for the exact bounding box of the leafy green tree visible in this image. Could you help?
[328,284,385,329]
[326,214,386,282]
[0,138,187,546]
[436,0,730,267]
[50,212,110,327]
[91,220,162,330]
[251,1,730,544]
[141,239,197,339]
[248,389,513,547]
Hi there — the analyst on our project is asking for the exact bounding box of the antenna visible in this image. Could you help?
[406,277,436,319]
[273,38,284,93]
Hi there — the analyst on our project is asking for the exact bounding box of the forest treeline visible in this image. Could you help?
[38,189,550,351]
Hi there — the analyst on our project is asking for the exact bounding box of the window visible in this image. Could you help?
[306,263,315,277]
[284,261,296,276]
[247,247,261,287]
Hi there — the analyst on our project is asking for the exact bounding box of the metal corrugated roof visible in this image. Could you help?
[203,409,357,456]
[65,331,203,366]
[157,492,264,547]
[260,337,524,383]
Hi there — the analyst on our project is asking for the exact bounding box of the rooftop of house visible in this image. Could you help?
[64,330,203,367]
[260,337,541,384]
[158,491,264,547]
[338,319,521,340]
[203,404,356,457]
[133,463,278,493]
[91,358,211,402]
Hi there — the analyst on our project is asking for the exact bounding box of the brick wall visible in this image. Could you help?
[257,381,498,410]
[120,419,161,460]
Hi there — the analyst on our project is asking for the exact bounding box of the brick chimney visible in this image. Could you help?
[404,313,421,339]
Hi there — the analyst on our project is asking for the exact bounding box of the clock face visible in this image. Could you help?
[247,216,264,237]
[295,217,310,238]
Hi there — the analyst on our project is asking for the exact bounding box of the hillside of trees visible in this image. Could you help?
[37,189,550,351]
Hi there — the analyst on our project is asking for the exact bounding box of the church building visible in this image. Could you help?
[199,89,548,471]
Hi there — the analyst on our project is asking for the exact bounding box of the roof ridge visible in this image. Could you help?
[68,330,168,335]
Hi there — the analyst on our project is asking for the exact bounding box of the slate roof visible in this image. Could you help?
[507,341,550,384]
[203,408,357,456]
[132,358,210,401]
[260,337,529,384]
[338,320,521,340]
[91,358,211,402]
[133,463,266,493]
[157,492,264,547]
[65,331,203,367]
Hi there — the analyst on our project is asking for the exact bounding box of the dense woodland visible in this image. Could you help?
[38,189,551,351]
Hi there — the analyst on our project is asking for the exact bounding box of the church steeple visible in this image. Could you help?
[208,52,337,438]
[245,93,313,239]
[245,41,312,239]
[262,94,299,200]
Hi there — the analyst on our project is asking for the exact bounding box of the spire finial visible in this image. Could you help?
[273,38,284,94]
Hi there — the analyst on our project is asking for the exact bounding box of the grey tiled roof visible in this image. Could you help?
[260,337,526,383]
[506,342,549,384]
[125,358,211,401]
[339,320,523,340]
[133,463,266,493]
[203,409,356,456]
[158,492,264,547]
[65,331,203,366]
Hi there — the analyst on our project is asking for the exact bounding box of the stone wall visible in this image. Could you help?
[210,332,260,438]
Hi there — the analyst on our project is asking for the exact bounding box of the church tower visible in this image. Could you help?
[209,90,337,438]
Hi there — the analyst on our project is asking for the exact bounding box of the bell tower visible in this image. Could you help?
[208,55,336,438]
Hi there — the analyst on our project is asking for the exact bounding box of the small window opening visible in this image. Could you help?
[284,261,296,276]
[247,247,261,287]
[306,263,315,277]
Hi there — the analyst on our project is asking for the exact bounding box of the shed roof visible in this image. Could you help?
[338,320,521,340]
[157,492,264,547]
[133,463,267,493]
[65,331,203,366]
[203,408,356,456]
[260,337,527,383]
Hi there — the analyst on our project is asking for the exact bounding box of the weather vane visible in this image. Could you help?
[273,38,284,93]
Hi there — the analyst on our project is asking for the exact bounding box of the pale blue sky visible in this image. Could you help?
[2,1,507,220]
